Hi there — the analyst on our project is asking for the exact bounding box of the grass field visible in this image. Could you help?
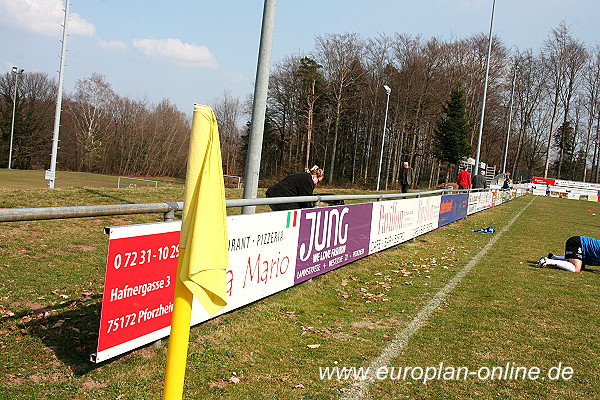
[0,175,598,399]
[0,169,185,190]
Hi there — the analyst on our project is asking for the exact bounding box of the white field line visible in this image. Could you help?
[340,196,536,400]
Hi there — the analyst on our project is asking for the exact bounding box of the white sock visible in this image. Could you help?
[550,255,567,260]
[545,258,576,272]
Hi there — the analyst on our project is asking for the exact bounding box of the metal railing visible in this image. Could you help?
[0,202,184,223]
[0,188,488,223]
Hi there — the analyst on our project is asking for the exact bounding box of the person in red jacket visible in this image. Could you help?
[456,165,472,189]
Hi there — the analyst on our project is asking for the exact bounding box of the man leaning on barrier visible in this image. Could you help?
[265,166,324,211]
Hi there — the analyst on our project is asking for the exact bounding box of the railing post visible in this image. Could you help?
[155,201,181,349]
[163,202,179,222]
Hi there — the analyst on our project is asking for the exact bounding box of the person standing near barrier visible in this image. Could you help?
[472,169,487,189]
[456,165,471,190]
[266,166,324,211]
[536,236,600,272]
[399,161,413,193]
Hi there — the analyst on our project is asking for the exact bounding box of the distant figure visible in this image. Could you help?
[266,165,324,211]
[456,165,472,190]
[472,169,487,189]
[502,178,512,190]
[399,161,414,193]
[536,236,600,272]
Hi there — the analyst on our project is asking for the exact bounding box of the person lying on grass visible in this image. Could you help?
[536,236,600,272]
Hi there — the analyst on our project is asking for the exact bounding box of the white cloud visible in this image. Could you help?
[98,40,128,51]
[132,38,218,68]
[0,0,95,37]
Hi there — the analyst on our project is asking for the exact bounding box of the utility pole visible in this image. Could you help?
[47,0,70,188]
[241,0,277,214]
[8,67,24,169]
[502,59,518,175]
[376,85,391,191]
[474,0,495,175]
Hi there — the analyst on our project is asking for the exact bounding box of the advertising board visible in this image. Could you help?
[94,192,504,362]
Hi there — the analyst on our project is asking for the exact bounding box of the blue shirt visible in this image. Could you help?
[580,236,600,266]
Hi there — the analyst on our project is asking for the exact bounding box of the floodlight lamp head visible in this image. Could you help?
[383,84,391,95]
[12,66,17,73]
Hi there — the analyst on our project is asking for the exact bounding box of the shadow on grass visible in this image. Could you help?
[10,295,106,375]
[83,188,133,204]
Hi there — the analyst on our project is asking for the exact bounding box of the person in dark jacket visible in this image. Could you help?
[399,161,414,193]
[471,169,487,189]
[266,166,324,211]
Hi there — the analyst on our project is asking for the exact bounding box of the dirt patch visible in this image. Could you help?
[70,244,97,251]
[7,374,25,386]
[10,300,48,314]
[209,379,229,389]
[350,318,401,330]
[351,321,383,329]
[195,335,220,345]
[137,347,158,360]
[80,378,107,390]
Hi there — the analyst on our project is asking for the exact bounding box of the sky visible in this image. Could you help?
[1,0,599,115]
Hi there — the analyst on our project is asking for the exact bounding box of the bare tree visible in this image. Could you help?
[511,50,547,178]
[555,35,588,178]
[315,33,366,184]
[296,57,324,170]
[362,34,394,184]
[212,90,244,176]
[68,73,118,172]
[266,55,304,176]
[583,45,600,182]
[542,22,574,177]
[0,72,58,169]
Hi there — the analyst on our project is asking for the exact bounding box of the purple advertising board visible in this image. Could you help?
[438,193,469,227]
[294,203,373,284]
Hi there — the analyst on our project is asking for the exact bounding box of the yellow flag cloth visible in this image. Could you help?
[178,104,228,316]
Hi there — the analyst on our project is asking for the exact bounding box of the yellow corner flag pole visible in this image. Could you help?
[162,104,229,400]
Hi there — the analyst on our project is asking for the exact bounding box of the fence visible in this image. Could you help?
[0,186,517,362]
[0,189,470,223]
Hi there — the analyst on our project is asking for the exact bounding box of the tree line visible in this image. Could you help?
[263,22,600,187]
[1,22,599,188]
[0,72,189,177]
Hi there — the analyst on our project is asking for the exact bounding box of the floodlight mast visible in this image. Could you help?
[241,0,277,214]
[48,0,70,188]
[376,84,391,191]
[474,0,495,176]
[502,59,518,175]
[8,67,24,170]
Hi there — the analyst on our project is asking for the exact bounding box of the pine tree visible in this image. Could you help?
[433,86,473,166]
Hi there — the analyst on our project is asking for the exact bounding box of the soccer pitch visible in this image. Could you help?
[0,194,598,399]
